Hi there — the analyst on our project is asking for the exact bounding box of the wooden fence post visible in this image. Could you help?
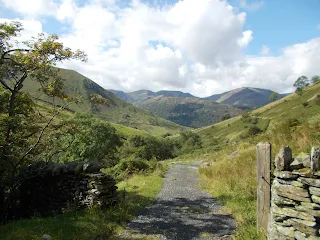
[256,142,272,233]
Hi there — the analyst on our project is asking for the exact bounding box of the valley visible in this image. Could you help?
[1,15,320,240]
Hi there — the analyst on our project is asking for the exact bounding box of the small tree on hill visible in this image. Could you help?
[311,75,320,84]
[269,92,278,102]
[294,76,309,96]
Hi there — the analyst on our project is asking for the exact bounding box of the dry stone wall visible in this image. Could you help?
[15,161,117,219]
[269,146,320,240]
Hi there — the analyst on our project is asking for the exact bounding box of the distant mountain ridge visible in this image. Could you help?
[204,87,289,109]
[109,89,197,104]
[110,87,288,110]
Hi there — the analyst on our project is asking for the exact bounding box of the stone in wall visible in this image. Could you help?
[268,146,320,240]
[16,161,118,219]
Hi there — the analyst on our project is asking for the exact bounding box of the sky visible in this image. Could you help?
[0,0,319,97]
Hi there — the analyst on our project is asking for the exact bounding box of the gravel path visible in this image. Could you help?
[126,162,236,240]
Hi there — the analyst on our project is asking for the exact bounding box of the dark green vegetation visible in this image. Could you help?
[138,96,242,128]
[23,68,187,136]
[204,87,288,109]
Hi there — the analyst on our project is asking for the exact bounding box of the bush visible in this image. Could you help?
[241,111,252,123]
[247,126,262,136]
[120,134,176,161]
[221,113,231,121]
[287,118,301,128]
[302,102,309,108]
[104,158,163,181]
[315,95,320,105]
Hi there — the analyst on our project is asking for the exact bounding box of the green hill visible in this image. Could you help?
[138,96,242,128]
[196,83,320,148]
[22,68,187,136]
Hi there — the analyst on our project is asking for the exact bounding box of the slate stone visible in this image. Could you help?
[311,146,320,171]
[274,171,298,180]
[275,146,293,171]
[299,177,320,187]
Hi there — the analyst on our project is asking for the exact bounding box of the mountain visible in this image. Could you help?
[110,89,197,104]
[196,83,320,148]
[22,68,188,136]
[138,96,242,128]
[204,87,288,109]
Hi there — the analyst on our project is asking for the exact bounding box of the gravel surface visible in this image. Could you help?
[126,162,236,240]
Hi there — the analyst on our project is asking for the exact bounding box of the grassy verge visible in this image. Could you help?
[197,113,320,239]
[199,147,264,239]
[0,172,165,240]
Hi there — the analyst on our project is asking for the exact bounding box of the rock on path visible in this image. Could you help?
[125,162,235,240]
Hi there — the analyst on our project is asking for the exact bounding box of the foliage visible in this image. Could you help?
[178,130,202,153]
[247,126,262,136]
[120,134,176,161]
[48,113,122,167]
[269,92,278,102]
[302,101,309,108]
[316,94,320,106]
[104,158,166,181]
[0,21,86,223]
[221,113,231,121]
[311,75,320,84]
[294,76,309,96]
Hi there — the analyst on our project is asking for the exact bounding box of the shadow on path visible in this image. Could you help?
[126,163,236,240]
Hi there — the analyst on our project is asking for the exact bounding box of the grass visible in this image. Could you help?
[23,68,187,136]
[176,84,320,239]
[196,83,320,148]
[0,172,165,240]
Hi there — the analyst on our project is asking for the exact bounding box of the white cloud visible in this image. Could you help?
[240,0,264,11]
[0,0,58,17]
[0,18,43,40]
[1,0,320,97]
[260,45,270,55]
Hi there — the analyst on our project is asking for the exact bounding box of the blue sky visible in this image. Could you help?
[0,0,319,96]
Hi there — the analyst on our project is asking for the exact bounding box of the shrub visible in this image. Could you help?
[120,134,176,161]
[287,118,301,128]
[221,113,231,121]
[247,126,263,136]
[241,111,252,123]
[302,102,309,108]
[315,95,320,105]
[104,158,163,181]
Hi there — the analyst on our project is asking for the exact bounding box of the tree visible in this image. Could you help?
[221,113,231,121]
[0,21,86,222]
[311,75,320,84]
[294,76,309,96]
[48,114,122,167]
[269,92,278,102]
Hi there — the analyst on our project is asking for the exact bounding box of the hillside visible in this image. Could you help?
[196,83,320,148]
[138,96,242,128]
[22,68,187,136]
[204,87,288,109]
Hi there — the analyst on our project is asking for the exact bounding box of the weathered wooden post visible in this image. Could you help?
[256,142,272,233]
